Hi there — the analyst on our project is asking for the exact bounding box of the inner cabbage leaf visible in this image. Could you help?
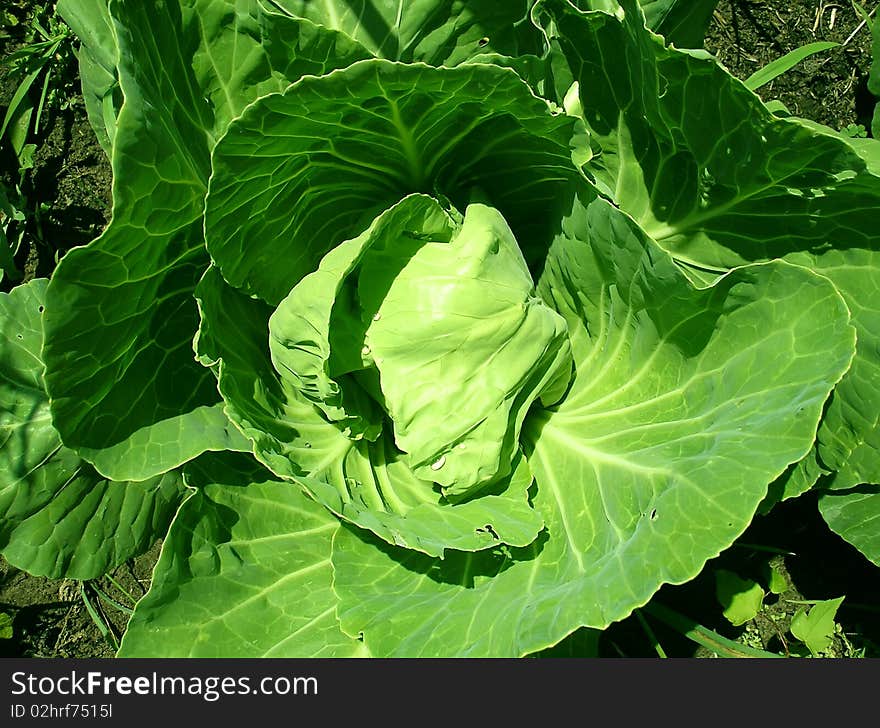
[271,196,572,497]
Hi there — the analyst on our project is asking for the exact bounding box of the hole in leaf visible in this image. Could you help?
[478,36,490,47]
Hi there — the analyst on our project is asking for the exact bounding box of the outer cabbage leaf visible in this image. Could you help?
[558,1,719,48]
[57,0,120,156]
[42,0,370,481]
[206,59,581,305]
[269,0,544,63]
[332,194,855,656]
[118,454,368,657]
[195,200,549,557]
[0,280,184,579]
[639,0,718,48]
[818,487,880,567]
[759,457,829,515]
[537,0,880,491]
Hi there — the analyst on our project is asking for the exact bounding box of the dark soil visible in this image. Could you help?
[25,108,113,267]
[0,545,160,658]
[1,0,878,659]
[0,2,112,293]
[705,0,878,133]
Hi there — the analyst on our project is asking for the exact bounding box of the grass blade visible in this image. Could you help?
[644,602,784,658]
[0,65,43,139]
[850,1,874,29]
[35,69,52,131]
[79,582,119,651]
[89,582,135,615]
[745,42,839,91]
[635,609,668,658]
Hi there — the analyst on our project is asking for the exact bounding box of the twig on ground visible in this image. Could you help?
[842,13,874,45]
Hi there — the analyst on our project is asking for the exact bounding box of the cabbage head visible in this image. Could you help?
[1,0,878,657]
